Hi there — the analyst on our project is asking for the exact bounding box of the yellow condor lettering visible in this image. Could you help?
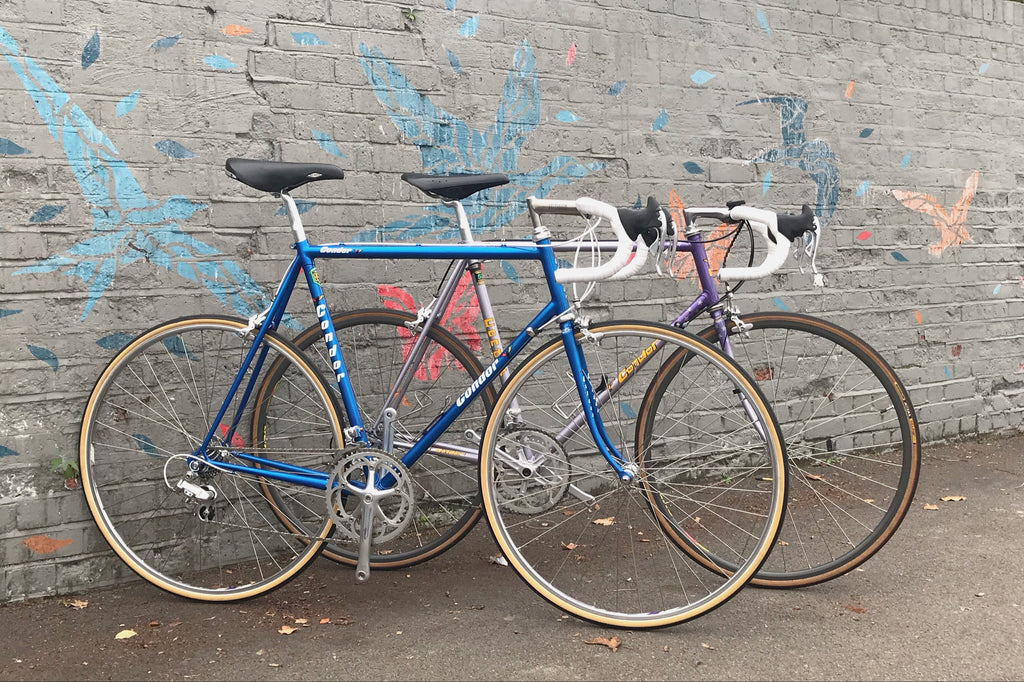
[483,317,502,356]
[617,340,660,383]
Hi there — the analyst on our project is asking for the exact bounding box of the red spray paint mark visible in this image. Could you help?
[218,424,245,448]
[24,535,74,554]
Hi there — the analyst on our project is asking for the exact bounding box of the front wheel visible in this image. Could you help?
[479,321,787,629]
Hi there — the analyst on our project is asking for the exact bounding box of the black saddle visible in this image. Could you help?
[402,172,509,201]
[225,158,344,194]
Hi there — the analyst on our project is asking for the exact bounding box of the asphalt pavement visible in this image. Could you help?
[1,434,1022,682]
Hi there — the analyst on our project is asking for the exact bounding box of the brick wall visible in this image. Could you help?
[1,0,1022,600]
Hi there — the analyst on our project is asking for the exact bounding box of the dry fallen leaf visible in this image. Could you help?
[805,473,825,481]
[64,598,88,609]
[278,625,298,635]
[940,495,966,502]
[115,629,137,640]
[593,517,615,526]
[845,605,866,614]
[585,636,621,651]
[294,618,308,625]
[561,542,578,551]
[923,503,939,511]
[319,618,330,624]
[776,539,789,546]
[701,642,715,650]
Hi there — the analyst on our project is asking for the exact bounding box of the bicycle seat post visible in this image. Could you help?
[279,192,307,243]
[443,198,474,244]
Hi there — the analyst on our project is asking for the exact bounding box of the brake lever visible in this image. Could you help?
[652,208,676,277]
[799,217,827,287]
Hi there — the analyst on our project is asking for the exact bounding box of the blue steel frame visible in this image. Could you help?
[190,226,635,491]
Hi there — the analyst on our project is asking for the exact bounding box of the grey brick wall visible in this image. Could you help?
[1,0,1022,601]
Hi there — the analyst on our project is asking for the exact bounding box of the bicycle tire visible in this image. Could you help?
[654,311,920,587]
[479,320,787,628]
[254,308,496,569]
[80,315,342,601]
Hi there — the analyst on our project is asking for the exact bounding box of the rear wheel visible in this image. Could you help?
[80,316,341,601]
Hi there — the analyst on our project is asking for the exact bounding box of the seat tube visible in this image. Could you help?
[297,244,366,442]
[469,262,509,369]
[449,197,509,376]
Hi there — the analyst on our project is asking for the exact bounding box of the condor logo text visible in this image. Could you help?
[456,358,499,407]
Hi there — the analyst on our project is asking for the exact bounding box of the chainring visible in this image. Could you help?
[326,447,416,544]
[492,427,572,514]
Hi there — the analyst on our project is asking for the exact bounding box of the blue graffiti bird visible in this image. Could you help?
[355,40,603,241]
[1,27,272,321]
[737,95,840,227]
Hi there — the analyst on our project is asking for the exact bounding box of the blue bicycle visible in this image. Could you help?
[79,159,788,628]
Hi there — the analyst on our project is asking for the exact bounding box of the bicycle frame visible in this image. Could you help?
[364,210,742,454]
[192,194,638,492]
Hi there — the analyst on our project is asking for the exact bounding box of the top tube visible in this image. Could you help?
[297,240,545,262]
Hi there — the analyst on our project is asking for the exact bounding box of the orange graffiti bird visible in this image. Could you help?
[892,171,979,256]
